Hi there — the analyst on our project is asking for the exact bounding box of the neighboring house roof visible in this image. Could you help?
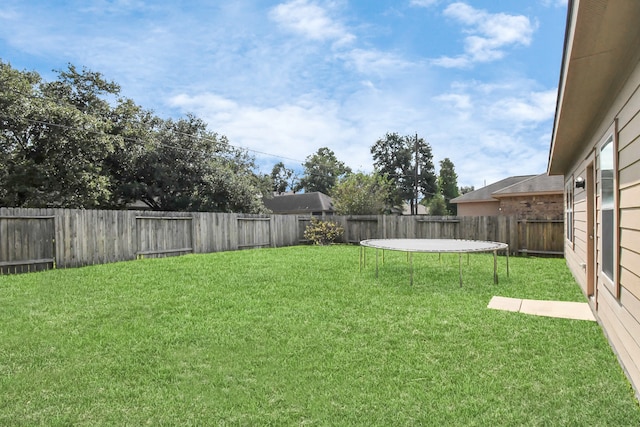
[450,175,535,204]
[263,192,334,214]
[451,174,563,204]
[492,174,564,198]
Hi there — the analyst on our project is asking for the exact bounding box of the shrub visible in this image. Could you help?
[304,217,344,245]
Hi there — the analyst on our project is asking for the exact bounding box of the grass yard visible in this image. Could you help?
[1,245,639,425]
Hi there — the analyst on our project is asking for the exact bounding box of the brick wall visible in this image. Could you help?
[498,194,563,219]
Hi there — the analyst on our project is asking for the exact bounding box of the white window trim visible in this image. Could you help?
[598,121,619,298]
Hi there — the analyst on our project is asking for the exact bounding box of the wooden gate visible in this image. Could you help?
[136,216,193,258]
[237,217,271,249]
[345,217,379,243]
[0,215,56,274]
[517,219,564,256]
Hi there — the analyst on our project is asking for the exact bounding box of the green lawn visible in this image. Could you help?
[1,245,638,426]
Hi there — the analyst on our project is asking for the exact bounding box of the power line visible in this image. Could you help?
[1,87,448,195]
[2,86,308,166]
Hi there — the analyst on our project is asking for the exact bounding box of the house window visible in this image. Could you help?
[600,136,615,281]
[565,177,574,244]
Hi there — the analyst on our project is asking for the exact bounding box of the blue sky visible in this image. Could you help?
[0,0,568,189]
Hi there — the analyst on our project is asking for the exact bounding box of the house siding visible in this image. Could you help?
[564,57,640,396]
[456,201,499,217]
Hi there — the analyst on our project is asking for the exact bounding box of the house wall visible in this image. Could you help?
[564,58,640,397]
[456,201,499,217]
[498,194,564,219]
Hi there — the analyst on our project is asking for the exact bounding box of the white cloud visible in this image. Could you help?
[409,0,439,7]
[269,0,355,46]
[79,0,148,15]
[489,89,557,123]
[541,0,568,8]
[0,9,20,20]
[168,92,366,169]
[434,93,472,111]
[434,2,536,68]
[426,80,557,187]
[342,48,413,75]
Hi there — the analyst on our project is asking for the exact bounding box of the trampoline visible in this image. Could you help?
[359,238,509,286]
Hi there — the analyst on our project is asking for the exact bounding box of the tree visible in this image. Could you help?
[297,147,351,194]
[370,132,437,214]
[103,97,161,208]
[127,115,267,212]
[438,158,459,215]
[0,61,269,213]
[459,185,475,195]
[0,61,118,208]
[332,172,392,215]
[0,61,41,206]
[270,161,296,194]
[426,193,448,216]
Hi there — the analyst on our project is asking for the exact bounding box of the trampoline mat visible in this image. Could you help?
[360,238,508,253]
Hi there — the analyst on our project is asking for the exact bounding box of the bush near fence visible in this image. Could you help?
[0,207,563,274]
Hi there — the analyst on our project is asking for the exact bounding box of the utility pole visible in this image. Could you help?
[414,132,419,215]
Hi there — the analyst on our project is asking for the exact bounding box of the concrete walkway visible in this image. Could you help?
[488,296,596,321]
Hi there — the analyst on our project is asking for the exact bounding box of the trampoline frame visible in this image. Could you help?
[359,238,509,286]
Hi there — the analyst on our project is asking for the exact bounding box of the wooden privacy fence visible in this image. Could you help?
[0,207,563,274]
[517,219,564,256]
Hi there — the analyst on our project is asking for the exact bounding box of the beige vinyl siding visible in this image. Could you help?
[618,77,640,315]
[573,176,588,255]
[597,286,640,392]
[562,56,640,396]
[565,161,591,288]
[601,65,640,393]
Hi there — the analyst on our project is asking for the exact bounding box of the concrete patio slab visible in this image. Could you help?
[487,296,522,312]
[488,296,596,321]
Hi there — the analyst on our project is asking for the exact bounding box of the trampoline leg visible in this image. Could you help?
[375,248,379,278]
[493,250,498,284]
[364,246,366,269]
[459,252,462,287]
[410,252,413,286]
[506,248,510,277]
[359,246,362,272]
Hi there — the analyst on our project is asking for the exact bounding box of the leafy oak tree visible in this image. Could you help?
[331,172,392,215]
[371,132,437,214]
[124,115,268,212]
[0,61,268,213]
[0,62,118,207]
[297,147,351,195]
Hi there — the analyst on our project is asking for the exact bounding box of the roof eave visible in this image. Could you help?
[492,190,563,199]
[548,0,640,175]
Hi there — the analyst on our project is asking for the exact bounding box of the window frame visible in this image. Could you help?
[598,123,619,298]
[565,176,574,248]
